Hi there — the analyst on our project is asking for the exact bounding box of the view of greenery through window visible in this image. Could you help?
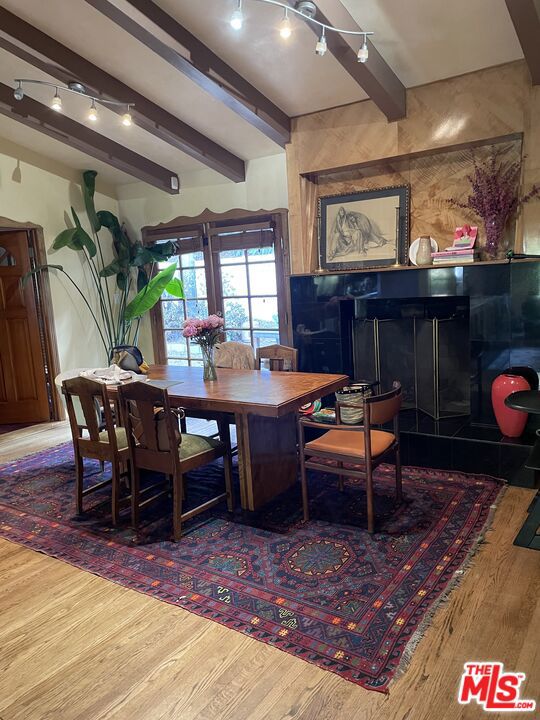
[160,244,280,366]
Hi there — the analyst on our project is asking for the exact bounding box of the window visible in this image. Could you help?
[147,213,290,366]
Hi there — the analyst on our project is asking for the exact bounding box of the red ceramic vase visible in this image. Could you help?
[491,373,530,437]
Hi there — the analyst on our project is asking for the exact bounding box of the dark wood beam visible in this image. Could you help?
[505,0,540,84]
[0,82,180,193]
[84,0,291,147]
[0,6,245,182]
[289,0,406,122]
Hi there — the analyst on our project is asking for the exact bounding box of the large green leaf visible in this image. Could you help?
[97,210,122,239]
[124,263,177,320]
[137,267,149,292]
[21,264,64,286]
[82,170,101,232]
[165,277,184,298]
[99,259,124,277]
[52,228,80,251]
[71,207,97,258]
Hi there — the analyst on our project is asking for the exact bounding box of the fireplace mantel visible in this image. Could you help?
[291,257,540,279]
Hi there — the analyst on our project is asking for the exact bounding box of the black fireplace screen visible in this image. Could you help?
[353,297,470,419]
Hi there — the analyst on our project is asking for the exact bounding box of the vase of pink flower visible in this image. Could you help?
[182,314,224,381]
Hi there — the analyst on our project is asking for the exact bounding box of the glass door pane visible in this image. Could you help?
[217,244,280,349]
[160,250,208,366]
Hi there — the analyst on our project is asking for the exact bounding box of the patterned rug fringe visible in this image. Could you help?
[394,487,507,683]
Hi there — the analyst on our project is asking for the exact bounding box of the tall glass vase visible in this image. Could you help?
[201,344,217,382]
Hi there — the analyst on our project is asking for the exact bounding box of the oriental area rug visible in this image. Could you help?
[0,444,504,693]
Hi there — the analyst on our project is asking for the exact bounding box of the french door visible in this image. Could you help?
[149,213,290,366]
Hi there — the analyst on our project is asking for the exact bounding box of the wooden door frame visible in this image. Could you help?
[0,217,62,421]
[142,208,292,363]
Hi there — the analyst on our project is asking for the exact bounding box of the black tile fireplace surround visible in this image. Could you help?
[290,261,540,484]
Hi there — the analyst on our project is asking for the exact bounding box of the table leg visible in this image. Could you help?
[235,412,298,511]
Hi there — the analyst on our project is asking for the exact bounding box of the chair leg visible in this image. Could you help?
[337,460,345,492]
[111,461,120,526]
[299,450,310,522]
[75,451,84,516]
[173,471,183,542]
[395,444,403,504]
[366,463,375,534]
[131,466,141,530]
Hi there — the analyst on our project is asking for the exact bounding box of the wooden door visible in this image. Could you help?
[0,231,50,423]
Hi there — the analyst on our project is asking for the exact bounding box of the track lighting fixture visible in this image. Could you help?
[12,79,135,127]
[315,27,327,56]
[121,107,133,126]
[227,1,374,59]
[279,9,292,39]
[13,81,24,101]
[87,99,98,122]
[357,35,369,63]
[230,0,244,29]
[51,89,63,112]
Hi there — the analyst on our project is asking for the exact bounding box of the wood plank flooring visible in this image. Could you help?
[0,422,539,720]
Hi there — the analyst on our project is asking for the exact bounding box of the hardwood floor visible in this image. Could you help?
[0,422,539,720]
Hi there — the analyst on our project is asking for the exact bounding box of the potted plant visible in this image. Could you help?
[24,170,184,362]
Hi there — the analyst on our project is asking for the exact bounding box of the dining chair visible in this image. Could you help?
[118,382,234,541]
[298,381,402,533]
[256,344,298,372]
[63,376,130,525]
[215,341,256,370]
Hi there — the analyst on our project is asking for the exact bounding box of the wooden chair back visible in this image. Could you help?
[63,376,118,455]
[363,381,402,427]
[118,382,179,475]
[256,344,298,372]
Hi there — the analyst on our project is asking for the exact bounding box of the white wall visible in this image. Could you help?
[0,137,119,372]
[117,154,289,361]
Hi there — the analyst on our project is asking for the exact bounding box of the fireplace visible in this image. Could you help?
[353,297,470,419]
[290,261,540,483]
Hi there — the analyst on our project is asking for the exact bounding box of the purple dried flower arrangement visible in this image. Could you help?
[449,151,539,258]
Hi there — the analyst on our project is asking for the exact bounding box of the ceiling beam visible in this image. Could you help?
[84,0,291,147]
[0,6,245,182]
[289,0,406,122]
[505,0,540,84]
[0,82,180,193]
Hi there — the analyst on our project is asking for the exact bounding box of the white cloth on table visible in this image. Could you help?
[79,364,147,385]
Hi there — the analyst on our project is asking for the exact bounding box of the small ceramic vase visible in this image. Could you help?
[416,236,433,266]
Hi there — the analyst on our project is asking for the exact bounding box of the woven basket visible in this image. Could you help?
[335,383,374,425]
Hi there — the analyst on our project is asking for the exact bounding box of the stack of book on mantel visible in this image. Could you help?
[431,225,478,265]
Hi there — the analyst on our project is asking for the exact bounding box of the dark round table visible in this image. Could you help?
[505,390,540,550]
[505,390,540,414]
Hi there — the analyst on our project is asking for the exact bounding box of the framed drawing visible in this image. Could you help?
[318,186,410,271]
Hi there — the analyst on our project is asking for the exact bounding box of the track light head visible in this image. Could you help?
[51,90,62,112]
[13,82,24,101]
[230,0,244,29]
[357,37,369,63]
[121,110,133,126]
[87,100,98,123]
[279,10,292,39]
[315,31,327,56]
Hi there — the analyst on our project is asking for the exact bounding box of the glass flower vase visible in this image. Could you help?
[202,344,217,382]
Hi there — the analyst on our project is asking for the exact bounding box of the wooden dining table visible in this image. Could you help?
[139,365,348,511]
